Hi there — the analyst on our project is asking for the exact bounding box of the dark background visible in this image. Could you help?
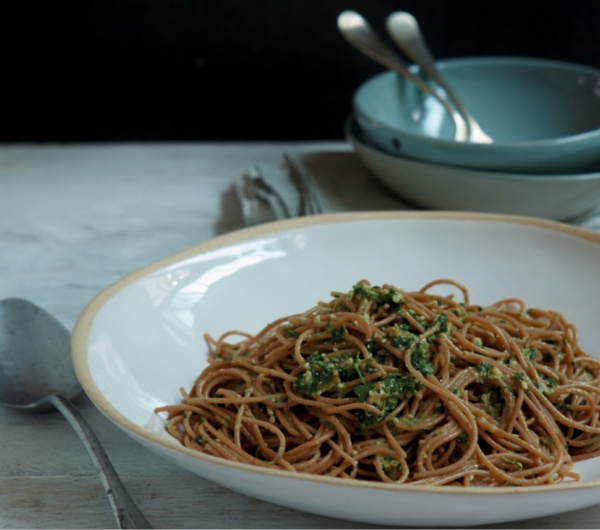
[3,0,600,142]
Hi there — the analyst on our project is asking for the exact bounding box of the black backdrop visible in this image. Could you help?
[3,0,600,142]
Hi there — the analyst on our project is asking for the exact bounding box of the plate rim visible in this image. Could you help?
[71,210,600,497]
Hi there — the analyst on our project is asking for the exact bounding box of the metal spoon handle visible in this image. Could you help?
[337,10,468,142]
[47,394,152,529]
[385,11,492,143]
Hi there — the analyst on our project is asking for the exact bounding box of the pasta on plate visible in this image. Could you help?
[156,279,600,486]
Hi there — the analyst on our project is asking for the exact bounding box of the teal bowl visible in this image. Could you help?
[353,57,600,174]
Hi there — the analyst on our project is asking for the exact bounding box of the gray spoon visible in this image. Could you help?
[337,10,468,142]
[0,298,151,529]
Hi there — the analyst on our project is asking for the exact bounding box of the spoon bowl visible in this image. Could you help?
[0,298,80,410]
[0,298,151,529]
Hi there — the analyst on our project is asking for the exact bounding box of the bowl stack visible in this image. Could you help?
[347,56,600,221]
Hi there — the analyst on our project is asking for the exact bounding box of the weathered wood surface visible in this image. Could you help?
[1,143,599,529]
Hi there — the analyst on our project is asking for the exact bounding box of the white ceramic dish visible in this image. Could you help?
[353,57,600,173]
[346,116,600,221]
[72,212,600,528]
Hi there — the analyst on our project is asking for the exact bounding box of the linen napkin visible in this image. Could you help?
[235,147,600,231]
[235,148,411,226]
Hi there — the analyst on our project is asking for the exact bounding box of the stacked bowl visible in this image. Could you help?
[346,56,600,221]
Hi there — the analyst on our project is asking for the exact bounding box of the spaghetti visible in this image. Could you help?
[156,279,600,486]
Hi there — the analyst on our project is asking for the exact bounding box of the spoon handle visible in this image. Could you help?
[385,11,492,143]
[47,394,152,529]
[337,10,468,142]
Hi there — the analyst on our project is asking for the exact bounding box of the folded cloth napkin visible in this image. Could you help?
[235,148,411,226]
[235,147,600,231]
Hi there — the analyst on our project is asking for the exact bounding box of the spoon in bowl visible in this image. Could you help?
[385,11,493,143]
[0,298,152,529]
[337,10,469,142]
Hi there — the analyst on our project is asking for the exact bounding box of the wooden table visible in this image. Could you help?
[1,143,599,529]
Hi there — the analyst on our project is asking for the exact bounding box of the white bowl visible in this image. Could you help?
[72,212,600,528]
[354,57,600,173]
[346,116,600,221]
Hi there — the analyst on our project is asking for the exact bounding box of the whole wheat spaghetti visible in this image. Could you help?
[156,280,600,486]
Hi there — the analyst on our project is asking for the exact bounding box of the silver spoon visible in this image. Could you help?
[0,298,152,529]
[385,11,493,143]
[337,10,469,142]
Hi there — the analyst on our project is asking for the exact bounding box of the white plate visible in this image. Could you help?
[72,212,600,527]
